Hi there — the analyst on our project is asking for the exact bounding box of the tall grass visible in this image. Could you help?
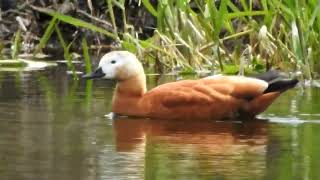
[265,0,320,79]
[11,29,22,59]
[54,23,78,80]
[34,0,320,79]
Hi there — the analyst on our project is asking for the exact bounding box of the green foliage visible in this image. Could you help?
[11,29,22,59]
[106,0,119,37]
[34,17,57,55]
[55,24,78,80]
[48,11,117,39]
[136,0,270,74]
[81,37,92,74]
[0,60,27,68]
[266,0,320,79]
[34,0,320,78]
[141,0,158,16]
[0,41,4,59]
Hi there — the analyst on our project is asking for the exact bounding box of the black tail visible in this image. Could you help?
[263,79,299,93]
[253,70,288,82]
[253,70,299,93]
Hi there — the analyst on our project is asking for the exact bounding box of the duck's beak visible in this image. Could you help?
[82,67,105,80]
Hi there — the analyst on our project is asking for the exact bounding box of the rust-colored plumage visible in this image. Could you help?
[113,117,267,152]
[83,51,298,120]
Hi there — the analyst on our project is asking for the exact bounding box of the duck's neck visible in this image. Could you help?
[112,73,147,116]
[115,73,147,97]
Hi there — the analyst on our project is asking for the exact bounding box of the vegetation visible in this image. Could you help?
[1,0,320,79]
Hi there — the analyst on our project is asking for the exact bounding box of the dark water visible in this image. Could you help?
[0,67,319,180]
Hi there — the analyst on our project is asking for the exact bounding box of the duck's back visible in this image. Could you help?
[140,76,270,120]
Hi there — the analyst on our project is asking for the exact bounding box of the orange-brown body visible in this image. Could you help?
[112,75,280,120]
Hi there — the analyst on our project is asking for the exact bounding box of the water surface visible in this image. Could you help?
[0,68,319,180]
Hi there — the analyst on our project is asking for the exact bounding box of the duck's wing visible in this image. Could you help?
[141,80,237,119]
[141,80,226,108]
[202,75,269,100]
[144,76,269,106]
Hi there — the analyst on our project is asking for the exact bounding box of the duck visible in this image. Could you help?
[83,51,299,120]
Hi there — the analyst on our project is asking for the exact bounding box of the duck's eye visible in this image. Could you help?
[110,60,116,64]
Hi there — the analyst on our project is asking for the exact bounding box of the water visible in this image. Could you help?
[0,67,319,180]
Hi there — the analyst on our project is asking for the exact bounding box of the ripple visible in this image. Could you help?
[265,116,320,124]
[299,113,320,117]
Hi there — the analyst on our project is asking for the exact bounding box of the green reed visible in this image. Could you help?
[11,29,22,59]
[82,37,92,74]
[33,0,320,79]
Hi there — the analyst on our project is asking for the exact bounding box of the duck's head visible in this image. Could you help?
[83,51,144,81]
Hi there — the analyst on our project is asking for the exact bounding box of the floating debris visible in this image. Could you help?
[66,70,83,75]
[56,60,83,65]
[0,59,56,71]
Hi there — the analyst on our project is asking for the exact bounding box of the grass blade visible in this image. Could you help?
[30,4,118,40]
[107,0,118,37]
[12,29,22,59]
[142,0,158,17]
[55,24,78,80]
[49,12,117,39]
[34,17,57,55]
[81,37,92,74]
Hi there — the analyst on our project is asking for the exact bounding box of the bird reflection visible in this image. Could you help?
[112,117,268,153]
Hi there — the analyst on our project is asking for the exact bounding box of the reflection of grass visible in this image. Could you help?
[32,1,320,78]
[268,122,320,180]
[84,80,93,109]
[38,76,57,113]
[37,74,94,118]
[0,60,27,67]
[265,87,320,179]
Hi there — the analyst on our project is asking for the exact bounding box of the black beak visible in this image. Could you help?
[82,67,105,80]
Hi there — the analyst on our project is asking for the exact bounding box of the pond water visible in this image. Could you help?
[0,67,319,180]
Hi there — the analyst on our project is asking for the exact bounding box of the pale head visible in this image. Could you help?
[83,51,144,81]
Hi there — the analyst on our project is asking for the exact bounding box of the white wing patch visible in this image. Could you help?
[204,75,269,94]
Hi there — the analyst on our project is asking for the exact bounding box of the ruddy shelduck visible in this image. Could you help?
[83,51,298,120]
